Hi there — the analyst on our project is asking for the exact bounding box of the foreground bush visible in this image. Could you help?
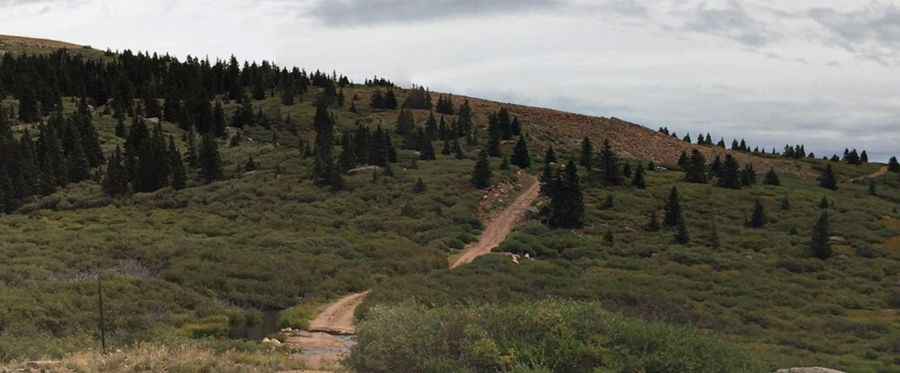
[348,300,761,373]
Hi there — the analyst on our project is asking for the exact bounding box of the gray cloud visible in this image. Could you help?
[682,0,779,47]
[809,4,900,65]
[306,0,565,27]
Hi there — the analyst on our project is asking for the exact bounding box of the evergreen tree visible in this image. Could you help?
[580,137,593,170]
[664,186,684,227]
[632,164,646,189]
[598,139,623,185]
[169,137,187,190]
[212,100,227,137]
[819,196,830,209]
[102,146,129,197]
[0,166,15,213]
[764,168,781,186]
[115,116,127,139]
[547,160,584,229]
[544,146,557,164]
[811,211,832,259]
[339,130,357,172]
[819,164,838,190]
[684,149,707,183]
[500,156,510,171]
[750,199,766,228]
[453,139,465,160]
[185,126,198,168]
[889,156,900,172]
[413,178,426,193]
[245,156,258,172]
[65,125,91,183]
[511,135,531,168]
[441,139,452,155]
[420,135,436,161]
[471,149,492,189]
[717,154,741,189]
[740,163,757,186]
[311,103,341,188]
[198,133,223,184]
[487,126,502,158]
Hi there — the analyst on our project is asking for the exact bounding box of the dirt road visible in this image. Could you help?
[450,176,540,269]
[284,177,540,371]
[850,166,888,183]
[307,291,369,335]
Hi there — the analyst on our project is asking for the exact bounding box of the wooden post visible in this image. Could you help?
[97,274,107,354]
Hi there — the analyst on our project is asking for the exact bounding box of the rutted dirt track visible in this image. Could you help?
[850,166,888,183]
[451,177,540,269]
[284,176,540,371]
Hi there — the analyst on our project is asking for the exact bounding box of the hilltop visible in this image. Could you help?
[0,36,897,372]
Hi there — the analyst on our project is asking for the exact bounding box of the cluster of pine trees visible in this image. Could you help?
[0,99,103,212]
[0,49,349,125]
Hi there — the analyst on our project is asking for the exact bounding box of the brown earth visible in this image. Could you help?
[850,166,888,183]
[285,175,541,371]
[451,175,540,269]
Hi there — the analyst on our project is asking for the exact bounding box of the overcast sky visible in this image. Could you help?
[2,0,898,160]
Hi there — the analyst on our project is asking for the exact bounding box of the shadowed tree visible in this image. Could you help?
[471,149,492,189]
[811,211,832,259]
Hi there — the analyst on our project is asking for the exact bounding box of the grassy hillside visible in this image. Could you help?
[0,35,105,59]
[0,37,897,372]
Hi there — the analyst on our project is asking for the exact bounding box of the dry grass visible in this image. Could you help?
[4,342,306,373]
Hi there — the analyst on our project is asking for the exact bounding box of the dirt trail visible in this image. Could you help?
[307,291,369,335]
[850,166,888,183]
[284,177,540,371]
[451,176,540,270]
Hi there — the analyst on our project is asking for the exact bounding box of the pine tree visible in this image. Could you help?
[102,146,129,196]
[420,135,436,161]
[471,149,492,189]
[115,116,127,139]
[169,137,187,190]
[580,137,593,170]
[819,196,830,209]
[684,149,707,183]
[453,138,465,160]
[441,139,451,155]
[544,146,557,164]
[868,180,877,196]
[311,102,341,188]
[598,139,622,185]
[339,130,357,172]
[717,155,741,189]
[212,100,227,138]
[0,166,15,213]
[740,163,757,186]
[245,156,258,172]
[413,178,426,193]
[819,164,838,190]
[547,160,584,229]
[632,164,646,189]
[664,186,684,227]
[811,211,832,259]
[185,126,199,168]
[487,127,501,157]
[889,156,900,172]
[65,125,91,183]
[198,133,223,184]
[750,199,766,228]
[764,168,781,186]
[500,156,510,170]
[511,135,531,169]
